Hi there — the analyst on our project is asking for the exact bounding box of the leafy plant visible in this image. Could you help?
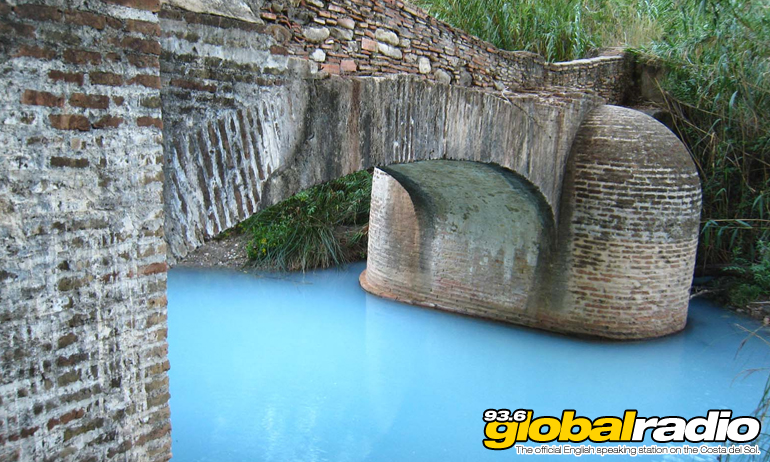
[241,171,372,271]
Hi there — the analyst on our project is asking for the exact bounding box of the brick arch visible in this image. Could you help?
[361,160,556,320]
[359,106,701,339]
[163,75,602,261]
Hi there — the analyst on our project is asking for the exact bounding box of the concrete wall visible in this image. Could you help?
[0,0,170,460]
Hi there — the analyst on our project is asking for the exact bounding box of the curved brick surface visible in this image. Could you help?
[551,105,702,339]
[362,162,554,321]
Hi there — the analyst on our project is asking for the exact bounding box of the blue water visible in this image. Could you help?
[168,262,770,461]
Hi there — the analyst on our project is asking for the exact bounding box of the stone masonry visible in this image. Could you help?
[0,0,698,460]
[1,0,170,461]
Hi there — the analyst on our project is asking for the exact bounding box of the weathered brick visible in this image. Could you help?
[125,19,160,36]
[321,63,340,74]
[0,21,35,38]
[361,37,377,51]
[57,369,81,386]
[145,360,170,376]
[69,93,109,109]
[134,423,170,447]
[56,353,88,367]
[127,74,161,89]
[13,45,55,60]
[126,53,159,69]
[340,59,357,72]
[93,115,124,129]
[146,391,169,408]
[137,116,162,129]
[21,89,63,108]
[63,49,102,65]
[144,376,168,393]
[140,96,161,108]
[139,262,167,275]
[107,440,133,458]
[89,71,123,86]
[63,418,104,442]
[15,4,62,22]
[169,78,215,93]
[47,408,85,430]
[64,10,107,30]
[120,36,161,55]
[49,115,90,131]
[48,70,84,85]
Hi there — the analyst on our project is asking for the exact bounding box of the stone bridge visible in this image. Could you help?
[0,0,700,460]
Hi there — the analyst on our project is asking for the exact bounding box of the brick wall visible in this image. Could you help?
[550,105,701,339]
[0,0,170,460]
[362,106,701,340]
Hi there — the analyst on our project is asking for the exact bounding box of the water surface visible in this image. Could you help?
[168,262,770,461]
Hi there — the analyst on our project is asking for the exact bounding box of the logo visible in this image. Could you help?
[482,409,761,450]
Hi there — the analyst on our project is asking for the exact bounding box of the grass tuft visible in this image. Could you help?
[241,171,372,272]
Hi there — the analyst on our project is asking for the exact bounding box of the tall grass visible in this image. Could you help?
[647,0,770,269]
[413,0,667,62]
[241,171,372,271]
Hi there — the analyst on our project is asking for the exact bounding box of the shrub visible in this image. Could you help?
[242,171,372,271]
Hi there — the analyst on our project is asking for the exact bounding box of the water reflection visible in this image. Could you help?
[168,262,769,461]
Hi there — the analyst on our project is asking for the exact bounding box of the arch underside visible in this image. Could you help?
[361,161,555,323]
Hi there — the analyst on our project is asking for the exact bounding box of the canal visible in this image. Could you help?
[168,262,770,461]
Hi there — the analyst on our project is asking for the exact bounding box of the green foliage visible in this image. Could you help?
[242,171,372,271]
[722,241,770,309]
[413,0,666,62]
[646,0,770,269]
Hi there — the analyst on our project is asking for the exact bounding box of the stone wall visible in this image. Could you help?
[159,0,634,104]
[0,0,170,460]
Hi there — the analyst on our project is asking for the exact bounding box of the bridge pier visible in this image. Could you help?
[362,106,701,339]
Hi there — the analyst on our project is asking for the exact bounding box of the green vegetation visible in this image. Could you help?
[414,0,668,62]
[242,171,372,271]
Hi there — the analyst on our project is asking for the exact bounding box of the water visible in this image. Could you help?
[168,262,770,461]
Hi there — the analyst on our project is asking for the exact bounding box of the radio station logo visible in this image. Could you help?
[482,409,761,450]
